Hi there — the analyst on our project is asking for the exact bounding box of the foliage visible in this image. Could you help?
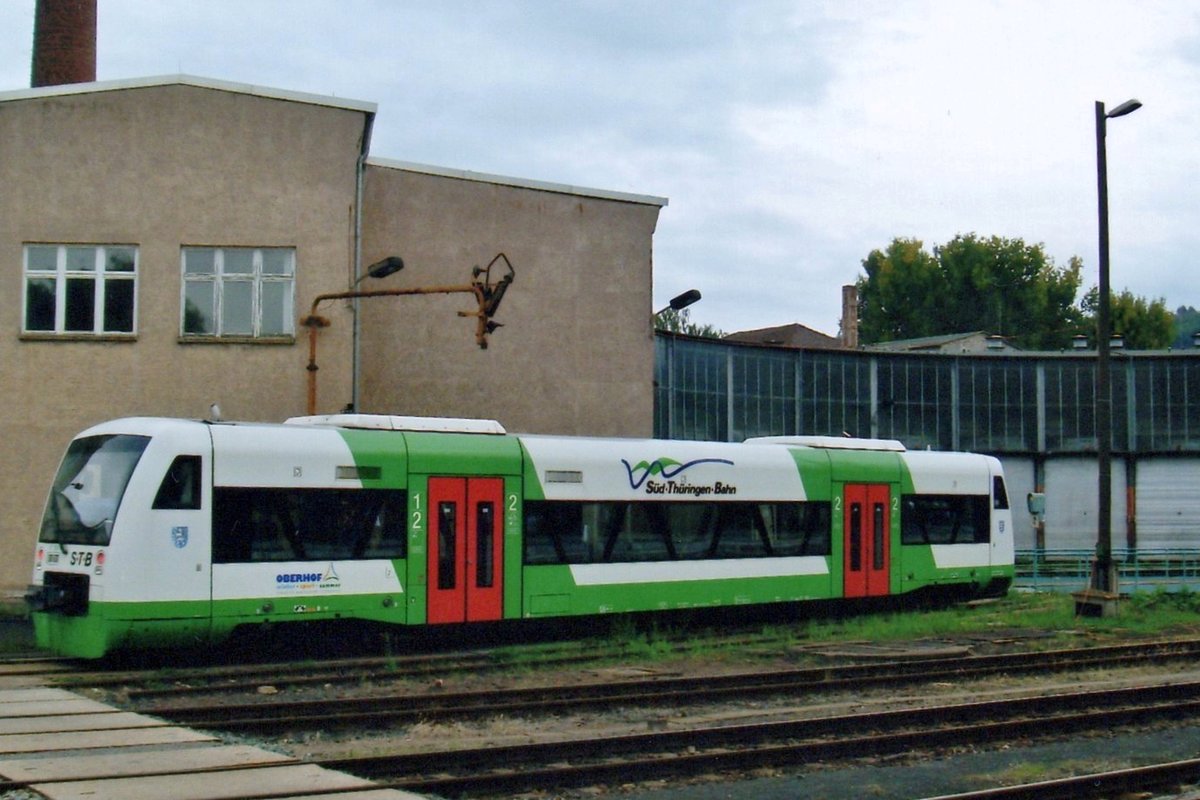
[857,234,1085,350]
[1079,287,1174,349]
[857,233,1175,351]
[1125,586,1200,614]
[1173,305,1200,349]
[655,307,725,338]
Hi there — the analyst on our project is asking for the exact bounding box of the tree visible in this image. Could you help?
[654,307,725,338]
[1173,305,1200,349]
[1080,288,1174,350]
[857,238,944,342]
[857,234,1085,349]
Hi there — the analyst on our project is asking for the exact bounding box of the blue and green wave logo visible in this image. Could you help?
[621,457,734,490]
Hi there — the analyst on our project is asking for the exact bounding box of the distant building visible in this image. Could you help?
[864,331,1021,354]
[723,322,843,350]
[655,330,1200,554]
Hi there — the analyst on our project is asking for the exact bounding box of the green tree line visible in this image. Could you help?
[856,233,1174,350]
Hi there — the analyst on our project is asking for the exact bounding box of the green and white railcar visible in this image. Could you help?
[27,415,1013,658]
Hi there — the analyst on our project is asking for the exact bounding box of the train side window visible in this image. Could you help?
[993,476,1010,510]
[359,493,407,559]
[213,487,407,563]
[900,494,990,545]
[475,502,495,588]
[153,455,201,510]
[872,503,885,571]
[437,502,457,590]
[523,502,586,564]
[769,502,832,556]
[848,502,862,571]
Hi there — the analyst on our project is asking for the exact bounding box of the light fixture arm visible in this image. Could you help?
[301,254,515,414]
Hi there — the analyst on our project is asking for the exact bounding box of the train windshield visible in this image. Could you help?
[40,434,150,546]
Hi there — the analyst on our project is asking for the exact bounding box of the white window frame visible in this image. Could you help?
[22,244,139,336]
[180,247,296,339]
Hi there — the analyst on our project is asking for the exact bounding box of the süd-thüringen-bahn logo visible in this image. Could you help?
[621,457,737,496]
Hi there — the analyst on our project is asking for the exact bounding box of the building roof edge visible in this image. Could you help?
[0,74,377,114]
[366,157,669,207]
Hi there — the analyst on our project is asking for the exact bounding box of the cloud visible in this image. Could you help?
[3,0,1198,334]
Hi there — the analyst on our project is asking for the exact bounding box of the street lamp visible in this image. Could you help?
[356,255,405,284]
[1092,97,1141,598]
[654,289,702,318]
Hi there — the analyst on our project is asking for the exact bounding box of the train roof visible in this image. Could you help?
[285,413,506,435]
[745,435,906,451]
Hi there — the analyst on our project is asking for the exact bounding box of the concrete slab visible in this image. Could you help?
[0,662,74,677]
[0,687,86,705]
[1,698,121,717]
[0,725,216,755]
[0,711,165,735]
[301,792,431,799]
[33,763,378,800]
[0,743,294,782]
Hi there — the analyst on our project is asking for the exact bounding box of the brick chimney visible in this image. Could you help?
[31,0,97,88]
[839,284,859,349]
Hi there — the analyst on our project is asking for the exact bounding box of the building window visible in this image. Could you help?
[23,244,137,335]
[181,247,295,339]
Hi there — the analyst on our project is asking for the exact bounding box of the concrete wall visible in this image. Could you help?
[0,78,666,595]
[0,79,369,592]
[358,161,663,437]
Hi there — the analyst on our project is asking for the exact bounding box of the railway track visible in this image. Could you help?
[139,636,1200,732]
[923,757,1200,800]
[33,629,798,698]
[11,636,1200,798]
[313,680,1200,796]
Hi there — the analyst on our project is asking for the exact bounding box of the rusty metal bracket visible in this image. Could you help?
[302,254,515,414]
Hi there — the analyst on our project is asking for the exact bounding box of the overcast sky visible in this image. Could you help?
[3,1,1197,336]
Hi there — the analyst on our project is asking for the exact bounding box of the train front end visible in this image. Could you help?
[26,418,211,658]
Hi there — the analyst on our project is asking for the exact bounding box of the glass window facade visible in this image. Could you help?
[654,333,1200,455]
[1132,359,1200,451]
[732,348,796,441]
[875,357,953,449]
[801,351,871,440]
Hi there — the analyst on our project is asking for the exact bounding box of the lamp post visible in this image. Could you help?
[1093,98,1141,595]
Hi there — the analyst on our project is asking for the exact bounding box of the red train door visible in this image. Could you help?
[843,484,891,598]
[426,477,504,624]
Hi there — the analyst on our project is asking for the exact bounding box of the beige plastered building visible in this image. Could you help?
[0,75,666,595]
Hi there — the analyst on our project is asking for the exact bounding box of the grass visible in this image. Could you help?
[586,591,1200,661]
[800,593,1074,644]
[6,589,1199,662]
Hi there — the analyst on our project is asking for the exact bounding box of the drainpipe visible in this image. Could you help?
[350,110,376,412]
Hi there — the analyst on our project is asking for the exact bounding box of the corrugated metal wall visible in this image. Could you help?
[1137,459,1200,549]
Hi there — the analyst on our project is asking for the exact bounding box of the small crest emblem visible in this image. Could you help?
[171,526,189,549]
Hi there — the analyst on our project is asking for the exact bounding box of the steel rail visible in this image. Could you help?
[61,631,792,697]
[328,685,1200,796]
[921,756,1200,800]
[143,637,1200,731]
[7,684,1198,799]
